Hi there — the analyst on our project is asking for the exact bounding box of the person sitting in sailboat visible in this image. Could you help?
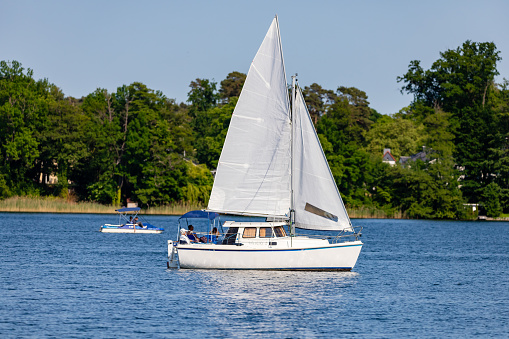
[186,225,202,242]
[206,227,220,243]
[179,228,191,244]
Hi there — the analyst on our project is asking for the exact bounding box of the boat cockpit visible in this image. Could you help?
[178,220,290,246]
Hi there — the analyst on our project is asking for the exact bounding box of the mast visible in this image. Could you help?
[274,15,295,236]
[290,74,296,237]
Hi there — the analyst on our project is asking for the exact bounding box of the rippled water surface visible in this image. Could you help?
[1,213,508,337]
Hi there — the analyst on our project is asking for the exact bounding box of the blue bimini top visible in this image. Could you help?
[115,207,141,213]
[179,210,219,220]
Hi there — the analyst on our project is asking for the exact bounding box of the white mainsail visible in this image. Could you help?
[208,16,352,231]
[292,86,352,231]
[207,17,292,217]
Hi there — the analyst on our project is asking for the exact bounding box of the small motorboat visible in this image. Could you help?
[100,207,164,234]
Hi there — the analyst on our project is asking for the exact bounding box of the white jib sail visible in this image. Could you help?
[207,17,292,217]
[292,86,353,231]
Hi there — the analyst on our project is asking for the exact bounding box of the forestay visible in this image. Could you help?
[208,17,292,217]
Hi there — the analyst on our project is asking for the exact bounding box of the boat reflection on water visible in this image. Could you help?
[202,270,360,298]
[167,268,360,334]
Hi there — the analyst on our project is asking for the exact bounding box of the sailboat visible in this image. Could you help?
[167,16,362,270]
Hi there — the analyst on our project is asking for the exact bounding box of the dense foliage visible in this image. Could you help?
[397,41,509,217]
[1,41,508,217]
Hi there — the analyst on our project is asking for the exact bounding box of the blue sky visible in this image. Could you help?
[1,0,508,115]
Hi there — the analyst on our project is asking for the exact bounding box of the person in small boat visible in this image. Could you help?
[129,216,133,224]
[133,217,145,228]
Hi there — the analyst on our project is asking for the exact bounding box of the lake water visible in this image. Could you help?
[0,213,508,338]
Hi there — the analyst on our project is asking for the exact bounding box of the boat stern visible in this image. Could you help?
[167,240,179,268]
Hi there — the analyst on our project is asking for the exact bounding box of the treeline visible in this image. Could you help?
[1,40,508,218]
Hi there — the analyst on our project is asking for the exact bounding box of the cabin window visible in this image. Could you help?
[243,227,256,238]
[259,227,273,238]
[222,227,239,245]
[274,226,286,237]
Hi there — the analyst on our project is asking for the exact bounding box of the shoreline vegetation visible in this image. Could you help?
[1,46,508,220]
[1,196,496,220]
[0,196,403,218]
[347,206,406,219]
[1,196,399,217]
[0,196,205,215]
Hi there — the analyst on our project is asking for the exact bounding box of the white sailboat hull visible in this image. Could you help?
[174,240,363,271]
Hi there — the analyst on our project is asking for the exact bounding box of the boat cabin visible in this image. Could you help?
[221,221,288,245]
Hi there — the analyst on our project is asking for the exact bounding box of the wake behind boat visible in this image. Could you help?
[100,207,164,234]
[167,16,362,270]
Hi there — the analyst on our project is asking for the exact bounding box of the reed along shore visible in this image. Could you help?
[0,196,205,215]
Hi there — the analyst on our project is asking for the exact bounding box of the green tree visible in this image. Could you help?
[364,115,425,159]
[481,182,502,217]
[38,87,89,198]
[382,162,464,219]
[75,83,201,206]
[75,89,122,204]
[118,82,188,205]
[398,41,502,203]
[302,83,337,123]
[181,161,214,204]
[315,86,380,206]
[193,98,236,169]
[187,78,219,116]
[398,41,500,112]
[219,71,246,103]
[0,60,50,196]
[491,79,509,212]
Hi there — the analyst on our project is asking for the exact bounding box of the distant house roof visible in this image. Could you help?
[399,156,411,164]
[382,150,396,163]
[382,149,396,166]
[399,147,431,166]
